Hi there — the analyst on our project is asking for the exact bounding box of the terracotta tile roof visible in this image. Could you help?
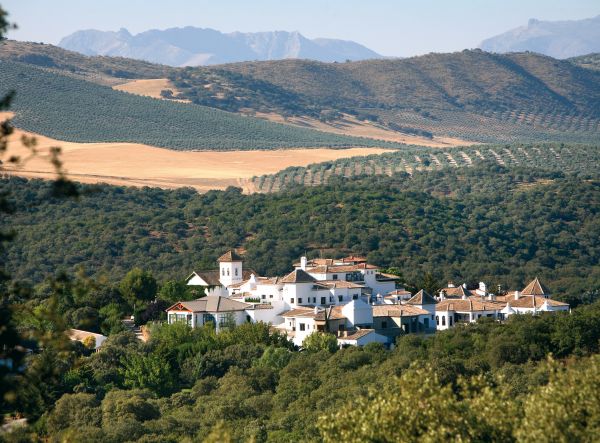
[307,263,378,273]
[521,277,551,296]
[406,290,437,305]
[316,280,365,289]
[281,269,317,283]
[315,306,346,321]
[281,307,318,318]
[217,250,243,262]
[437,298,505,312]
[372,305,428,317]
[166,296,249,313]
[341,255,367,263]
[440,285,473,298]
[389,289,412,296]
[504,294,568,308]
[339,329,376,340]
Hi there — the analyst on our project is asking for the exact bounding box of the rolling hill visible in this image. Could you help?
[0,60,403,151]
[2,41,600,146]
[58,27,381,66]
[168,50,600,143]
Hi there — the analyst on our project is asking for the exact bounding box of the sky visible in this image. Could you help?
[3,0,599,56]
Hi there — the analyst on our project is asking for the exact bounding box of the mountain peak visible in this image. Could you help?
[480,15,600,59]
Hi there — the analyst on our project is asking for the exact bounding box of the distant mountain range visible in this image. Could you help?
[58,27,382,66]
[480,15,600,59]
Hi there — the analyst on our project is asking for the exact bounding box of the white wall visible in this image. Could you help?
[342,299,373,327]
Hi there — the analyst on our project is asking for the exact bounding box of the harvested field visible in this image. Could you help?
[0,117,394,193]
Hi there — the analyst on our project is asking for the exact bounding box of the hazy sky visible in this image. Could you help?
[3,0,599,56]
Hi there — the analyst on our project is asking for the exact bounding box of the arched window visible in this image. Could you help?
[227,269,230,276]
[442,316,446,326]
[436,315,439,325]
[222,268,225,276]
[235,268,238,276]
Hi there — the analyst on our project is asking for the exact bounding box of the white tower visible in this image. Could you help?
[218,250,243,287]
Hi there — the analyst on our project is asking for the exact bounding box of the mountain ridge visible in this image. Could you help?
[58,26,382,66]
[480,15,600,59]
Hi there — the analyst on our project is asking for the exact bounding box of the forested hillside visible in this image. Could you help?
[3,160,598,305]
[0,61,401,151]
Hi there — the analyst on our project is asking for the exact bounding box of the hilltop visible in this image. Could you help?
[58,27,381,66]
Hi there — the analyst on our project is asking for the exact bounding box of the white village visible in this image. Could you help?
[165,250,570,348]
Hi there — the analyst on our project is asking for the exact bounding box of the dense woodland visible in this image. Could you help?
[2,160,599,308]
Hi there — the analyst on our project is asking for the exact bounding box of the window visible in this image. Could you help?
[449,316,453,326]
[382,321,388,329]
[299,323,306,331]
[235,268,238,276]
[353,294,358,300]
[291,298,295,304]
[298,298,303,304]
[436,315,439,325]
[221,268,225,276]
[442,316,446,326]
[227,269,230,276]
[332,274,338,280]
[270,294,273,298]
[338,295,343,302]
[313,297,316,303]
[321,297,326,305]
[261,294,266,299]
[431,315,434,320]
[329,296,333,302]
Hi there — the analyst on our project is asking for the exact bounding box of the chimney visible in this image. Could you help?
[301,256,307,271]
[479,282,486,293]
[440,290,446,301]
[514,291,520,300]
[462,283,467,289]
[314,306,319,315]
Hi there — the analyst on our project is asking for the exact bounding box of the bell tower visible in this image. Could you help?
[218,250,243,286]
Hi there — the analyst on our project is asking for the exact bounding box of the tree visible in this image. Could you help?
[47,393,101,434]
[303,332,338,353]
[516,356,600,442]
[121,353,176,396]
[119,268,157,310]
[158,279,193,303]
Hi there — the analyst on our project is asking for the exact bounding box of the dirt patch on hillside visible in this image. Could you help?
[254,112,473,147]
[0,120,394,193]
[113,78,190,102]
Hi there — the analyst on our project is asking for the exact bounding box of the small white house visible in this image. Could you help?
[166,296,250,332]
[337,329,388,347]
